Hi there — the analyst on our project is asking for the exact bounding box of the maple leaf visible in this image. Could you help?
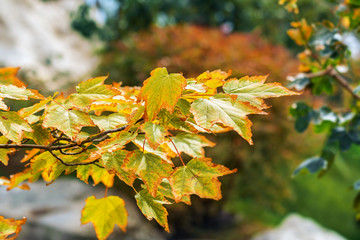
[81,196,127,240]
[42,102,94,140]
[90,113,128,131]
[101,150,136,186]
[0,85,42,100]
[132,134,171,161]
[18,96,52,119]
[167,132,215,158]
[135,189,170,232]
[70,76,117,108]
[0,111,32,143]
[223,75,299,109]
[190,94,265,144]
[158,179,191,205]
[77,164,114,187]
[0,136,15,165]
[0,216,26,240]
[0,67,26,87]
[170,158,236,202]
[141,122,168,150]
[89,131,137,160]
[139,67,187,121]
[124,150,173,196]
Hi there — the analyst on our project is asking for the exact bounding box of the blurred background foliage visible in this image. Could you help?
[69,0,360,239]
[2,0,360,239]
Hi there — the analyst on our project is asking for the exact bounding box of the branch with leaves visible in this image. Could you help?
[280,0,360,218]
[0,66,297,240]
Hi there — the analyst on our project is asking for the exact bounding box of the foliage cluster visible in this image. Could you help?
[96,24,302,214]
[280,0,360,217]
[0,67,296,239]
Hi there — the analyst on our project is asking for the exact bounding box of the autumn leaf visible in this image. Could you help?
[90,113,128,131]
[124,150,173,196]
[223,75,299,109]
[0,99,8,111]
[0,85,42,100]
[0,111,32,143]
[0,216,27,240]
[0,67,25,87]
[139,67,187,121]
[77,164,114,187]
[141,122,168,149]
[89,131,137,160]
[24,124,53,145]
[0,136,15,165]
[81,196,127,240]
[167,132,215,158]
[42,101,94,140]
[135,189,170,232]
[101,150,136,186]
[70,76,117,108]
[190,94,265,144]
[287,19,312,46]
[170,158,236,201]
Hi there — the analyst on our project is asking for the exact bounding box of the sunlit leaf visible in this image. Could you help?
[190,94,265,144]
[0,67,25,87]
[223,75,299,108]
[90,113,128,131]
[101,150,136,186]
[0,136,15,166]
[0,85,41,100]
[0,111,32,143]
[0,216,26,240]
[43,102,94,140]
[139,67,186,120]
[124,150,173,196]
[170,158,236,201]
[141,122,168,150]
[135,189,169,232]
[81,196,127,240]
[167,132,215,158]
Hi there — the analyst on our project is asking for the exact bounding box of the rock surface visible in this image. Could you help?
[0,0,99,91]
[0,179,165,240]
[252,213,347,240]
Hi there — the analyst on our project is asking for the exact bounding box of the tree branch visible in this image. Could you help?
[302,66,360,101]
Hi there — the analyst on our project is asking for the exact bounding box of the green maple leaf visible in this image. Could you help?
[190,94,265,144]
[169,158,236,202]
[70,76,117,108]
[90,113,128,131]
[141,122,168,150]
[135,189,169,232]
[42,102,94,140]
[167,132,215,158]
[158,179,191,205]
[223,75,299,108]
[81,196,127,240]
[101,150,136,186]
[139,67,187,121]
[124,150,173,196]
[0,111,32,143]
[0,136,15,165]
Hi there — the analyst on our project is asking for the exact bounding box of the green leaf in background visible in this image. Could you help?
[293,157,328,176]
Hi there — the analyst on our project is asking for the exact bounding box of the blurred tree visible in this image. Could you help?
[70,0,334,46]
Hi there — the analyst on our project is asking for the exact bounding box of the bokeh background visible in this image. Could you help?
[1,0,360,239]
